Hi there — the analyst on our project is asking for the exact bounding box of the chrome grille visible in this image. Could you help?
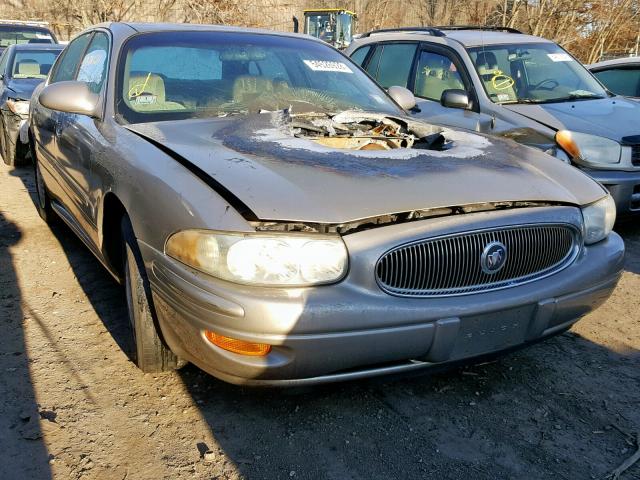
[631,145,640,166]
[376,224,580,297]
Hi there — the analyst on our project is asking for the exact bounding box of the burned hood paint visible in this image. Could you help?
[504,97,640,141]
[125,114,605,224]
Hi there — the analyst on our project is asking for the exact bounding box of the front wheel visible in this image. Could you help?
[122,215,181,372]
[33,151,56,224]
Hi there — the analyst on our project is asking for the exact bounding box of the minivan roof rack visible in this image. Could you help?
[436,25,522,34]
[361,27,446,38]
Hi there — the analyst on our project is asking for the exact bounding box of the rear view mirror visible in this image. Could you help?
[388,85,417,111]
[39,81,99,117]
[441,89,470,109]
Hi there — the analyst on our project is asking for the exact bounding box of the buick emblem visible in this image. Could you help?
[481,241,508,275]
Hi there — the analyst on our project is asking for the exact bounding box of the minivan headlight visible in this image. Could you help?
[581,195,616,245]
[165,230,348,286]
[555,130,621,166]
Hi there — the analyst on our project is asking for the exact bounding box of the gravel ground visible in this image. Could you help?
[0,161,638,480]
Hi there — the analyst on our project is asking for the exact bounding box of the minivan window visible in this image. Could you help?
[592,67,640,97]
[116,31,402,124]
[468,43,608,104]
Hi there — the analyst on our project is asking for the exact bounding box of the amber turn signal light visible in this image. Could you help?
[555,130,581,159]
[204,331,271,356]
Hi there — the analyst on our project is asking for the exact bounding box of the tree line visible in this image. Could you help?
[2,0,639,63]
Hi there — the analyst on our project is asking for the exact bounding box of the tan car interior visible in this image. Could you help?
[475,51,517,102]
[13,59,45,78]
[127,73,186,111]
[414,54,465,101]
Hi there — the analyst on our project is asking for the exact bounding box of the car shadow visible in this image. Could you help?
[615,221,640,274]
[0,209,53,479]
[7,164,640,479]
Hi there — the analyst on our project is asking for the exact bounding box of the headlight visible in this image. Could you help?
[165,230,348,286]
[6,99,30,116]
[581,195,616,245]
[555,130,621,166]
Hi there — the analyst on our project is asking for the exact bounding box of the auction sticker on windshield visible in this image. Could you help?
[303,60,353,73]
[547,53,573,62]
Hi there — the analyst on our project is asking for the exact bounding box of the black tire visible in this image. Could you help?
[122,215,181,372]
[33,149,56,224]
[1,123,26,167]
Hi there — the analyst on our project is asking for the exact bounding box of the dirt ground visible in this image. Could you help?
[0,161,638,480]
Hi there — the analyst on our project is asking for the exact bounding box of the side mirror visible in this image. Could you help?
[441,89,470,109]
[388,85,416,111]
[39,81,99,117]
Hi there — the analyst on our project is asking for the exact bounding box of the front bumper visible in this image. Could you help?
[584,168,640,216]
[140,207,625,386]
[1,109,27,147]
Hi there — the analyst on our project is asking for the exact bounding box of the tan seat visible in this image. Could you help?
[127,73,185,111]
[16,59,42,77]
[476,52,517,102]
[232,75,273,103]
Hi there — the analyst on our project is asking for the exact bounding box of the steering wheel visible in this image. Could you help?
[531,79,559,91]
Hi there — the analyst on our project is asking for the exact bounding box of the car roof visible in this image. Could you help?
[91,22,324,44]
[356,27,554,48]
[442,29,553,47]
[589,56,640,70]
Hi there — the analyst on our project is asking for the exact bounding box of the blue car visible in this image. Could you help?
[0,43,64,165]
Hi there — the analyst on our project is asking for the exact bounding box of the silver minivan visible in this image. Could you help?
[346,26,640,217]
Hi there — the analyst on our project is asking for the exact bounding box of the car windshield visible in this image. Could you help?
[467,43,608,104]
[10,50,60,79]
[116,31,401,124]
[0,26,54,48]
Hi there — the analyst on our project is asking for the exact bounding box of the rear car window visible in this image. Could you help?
[0,26,54,48]
[11,50,61,78]
[592,67,640,97]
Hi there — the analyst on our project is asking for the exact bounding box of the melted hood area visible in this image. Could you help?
[125,112,606,224]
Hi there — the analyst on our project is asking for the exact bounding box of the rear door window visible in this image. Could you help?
[365,44,383,77]
[350,45,370,66]
[593,67,640,97]
[373,43,417,89]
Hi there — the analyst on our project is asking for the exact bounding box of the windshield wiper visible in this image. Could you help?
[514,93,605,105]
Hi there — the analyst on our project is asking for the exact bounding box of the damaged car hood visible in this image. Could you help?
[125,113,605,224]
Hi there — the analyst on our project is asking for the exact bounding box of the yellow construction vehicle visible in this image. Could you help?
[293,9,357,49]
